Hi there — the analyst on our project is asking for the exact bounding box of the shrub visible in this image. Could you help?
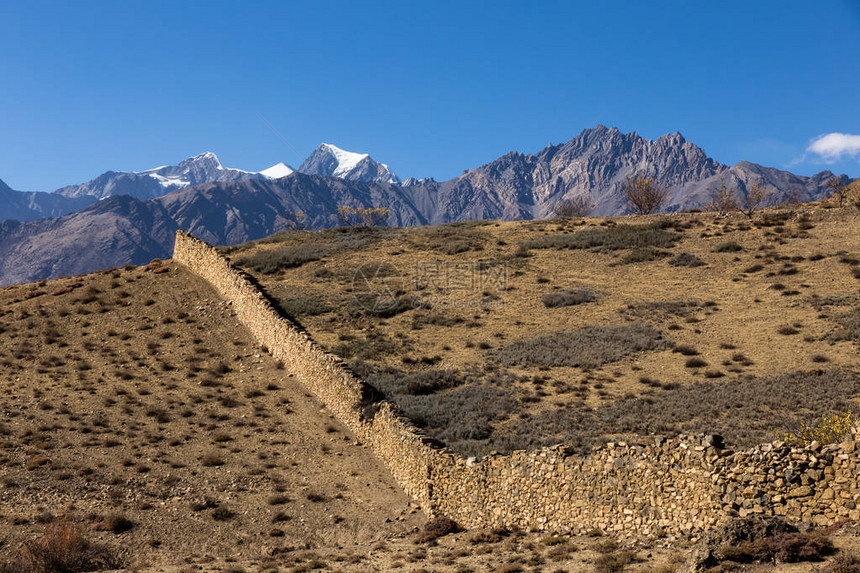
[416,517,459,543]
[672,345,699,356]
[617,247,671,264]
[280,295,333,317]
[360,364,519,455]
[521,222,681,252]
[497,370,860,455]
[719,532,833,564]
[713,241,743,253]
[492,322,671,369]
[415,224,487,254]
[668,252,706,267]
[201,454,225,467]
[820,553,860,572]
[620,300,703,321]
[594,550,634,573]
[780,412,854,447]
[541,288,598,308]
[404,370,466,395]
[211,507,235,521]
[685,357,708,368]
[0,521,122,573]
[336,205,390,227]
[234,243,329,274]
[834,306,860,342]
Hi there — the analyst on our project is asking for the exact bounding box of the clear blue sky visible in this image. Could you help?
[1,0,858,191]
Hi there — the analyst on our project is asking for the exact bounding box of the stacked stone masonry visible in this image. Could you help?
[173,231,860,537]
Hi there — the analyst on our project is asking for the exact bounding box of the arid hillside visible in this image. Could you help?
[225,203,860,458]
[0,261,425,569]
[2,202,860,572]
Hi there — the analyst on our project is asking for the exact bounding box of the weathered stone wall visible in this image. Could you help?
[173,231,860,537]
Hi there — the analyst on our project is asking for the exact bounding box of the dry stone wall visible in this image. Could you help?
[173,231,860,537]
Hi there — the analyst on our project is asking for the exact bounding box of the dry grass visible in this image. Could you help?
[230,204,860,458]
[3,202,860,571]
[0,262,422,567]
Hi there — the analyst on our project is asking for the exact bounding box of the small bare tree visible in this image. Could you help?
[705,178,737,215]
[282,210,307,230]
[336,206,391,227]
[849,180,860,210]
[551,196,593,218]
[778,186,806,210]
[825,176,849,207]
[735,180,774,219]
[623,176,669,215]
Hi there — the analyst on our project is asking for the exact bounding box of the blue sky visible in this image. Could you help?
[1,0,858,191]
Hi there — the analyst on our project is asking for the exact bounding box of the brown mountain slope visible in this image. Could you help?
[0,261,422,567]
[227,203,860,458]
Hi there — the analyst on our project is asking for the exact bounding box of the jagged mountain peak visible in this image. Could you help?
[298,144,400,185]
[52,152,276,201]
[173,151,223,170]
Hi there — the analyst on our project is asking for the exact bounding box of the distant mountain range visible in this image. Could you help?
[0,126,851,286]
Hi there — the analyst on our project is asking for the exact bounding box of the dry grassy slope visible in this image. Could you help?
[0,262,423,567]
[228,204,860,455]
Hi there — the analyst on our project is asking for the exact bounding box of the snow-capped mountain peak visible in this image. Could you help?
[53,152,289,200]
[259,162,294,179]
[298,143,400,185]
[320,143,370,178]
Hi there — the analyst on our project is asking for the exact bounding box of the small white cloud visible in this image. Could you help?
[806,132,860,162]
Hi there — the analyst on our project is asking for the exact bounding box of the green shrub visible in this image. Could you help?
[617,247,671,264]
[280,295,333,317]
[835,306,860,342]
[496,370,860,455]
[713,241,743,253]
[668,252,706,267]
[491,322,671,369]
[404,370,466,395]
[521,222,681,252]
[414,224,487,254]
[234,243,329,274]
[541,288,599,308]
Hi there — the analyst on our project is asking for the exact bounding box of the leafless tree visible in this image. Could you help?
[736,180,774,219]
[551,196,593,218]
[623,176,669,215]
[825,176,849,207]
[705,178,737,215]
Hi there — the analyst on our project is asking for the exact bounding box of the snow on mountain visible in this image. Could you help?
[52,152,293,201]
[298,143,400,185]
[323,144,369,177]
[259,162,294,179]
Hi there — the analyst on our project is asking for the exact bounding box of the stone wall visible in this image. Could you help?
[173,231,860,537]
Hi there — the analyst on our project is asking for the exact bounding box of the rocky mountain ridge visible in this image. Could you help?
[0,126,851,285]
